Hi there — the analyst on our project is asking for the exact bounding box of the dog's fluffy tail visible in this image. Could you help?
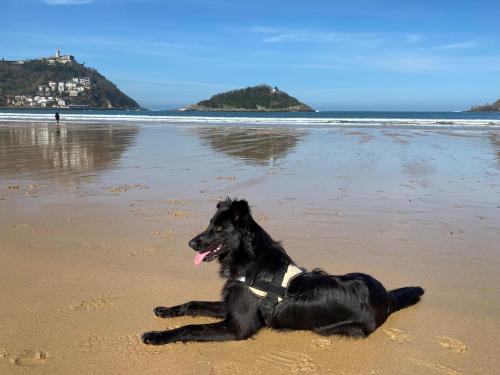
[388,287,424,313]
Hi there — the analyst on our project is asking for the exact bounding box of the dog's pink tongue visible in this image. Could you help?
[194,251,210,266]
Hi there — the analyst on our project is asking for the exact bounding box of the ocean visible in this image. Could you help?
[1,109,500,129]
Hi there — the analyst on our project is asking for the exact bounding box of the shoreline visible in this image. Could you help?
[2,113,500,130]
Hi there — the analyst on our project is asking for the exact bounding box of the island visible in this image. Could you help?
[470,99,500,112]
[182,84,314,112]
[0,50,139,109]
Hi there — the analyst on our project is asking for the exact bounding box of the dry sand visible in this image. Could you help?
[0,121,499,374]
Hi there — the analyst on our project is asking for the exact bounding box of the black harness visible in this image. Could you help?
[236,264,303,324]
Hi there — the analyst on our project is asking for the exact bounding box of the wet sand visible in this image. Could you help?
[1,121,499,374]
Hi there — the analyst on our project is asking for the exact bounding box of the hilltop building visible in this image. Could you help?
[45,50,75,65]
[1,50,75,65]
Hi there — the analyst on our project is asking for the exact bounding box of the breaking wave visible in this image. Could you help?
[1,112,500,129]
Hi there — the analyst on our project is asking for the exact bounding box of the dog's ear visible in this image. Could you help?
[231,199,250,222]
[217,198,232,210]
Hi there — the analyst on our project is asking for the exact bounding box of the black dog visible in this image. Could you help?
[142,198,424,345]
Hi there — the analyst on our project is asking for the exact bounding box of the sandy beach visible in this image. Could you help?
[1,120,499,374]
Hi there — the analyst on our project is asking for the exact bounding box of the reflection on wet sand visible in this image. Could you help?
[490,132,500,164]
[193,127,306,166]
[0,122,138,179]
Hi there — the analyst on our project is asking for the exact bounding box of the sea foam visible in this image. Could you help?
[1,112,500,129]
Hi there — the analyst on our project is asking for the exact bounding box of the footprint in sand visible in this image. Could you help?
[311,338,333,349]
[383,328,409,343]
[436,337,469,353]
[170,210,190,218]
[115,334,141,349]
[10,222,32,232]
[129,246,160,257]
[165,199,185,205]
[407,357,462,375]
[9,350,48,367]
[107,184,150,193]
[78,335,109,353]
[257,350,318,373]
[57,296,115,317]
[152,229,175,240]
[1,349,8,359]
[70,296,115,311]
[215,176,236,181]
[210,362,240,375]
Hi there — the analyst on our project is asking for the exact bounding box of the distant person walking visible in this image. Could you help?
[55,112,60,124]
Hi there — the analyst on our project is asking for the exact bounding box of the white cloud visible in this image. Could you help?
[373,54,443,72]
[284,58,440,73]
[250,26,424,49]
[267,53,500,74]
[3,32,205,57]
[433,41,476,50]
[262,31,386,46]
[43,0,94,5]
[250,26,280,34]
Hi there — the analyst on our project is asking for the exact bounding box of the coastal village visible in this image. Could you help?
[3,50,93,108]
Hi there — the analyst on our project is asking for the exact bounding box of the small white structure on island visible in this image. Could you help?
[46,50,75,65]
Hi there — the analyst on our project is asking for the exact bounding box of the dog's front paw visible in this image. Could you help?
[154,306,181,318]
[142,331,172,345]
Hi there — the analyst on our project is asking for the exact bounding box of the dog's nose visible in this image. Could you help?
[188,239,197,249]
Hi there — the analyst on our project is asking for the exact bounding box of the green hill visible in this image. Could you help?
[0,56,139,109]
[470,99,500,112]
[184,85,313,112]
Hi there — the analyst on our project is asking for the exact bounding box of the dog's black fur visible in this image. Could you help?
[142,198,424,345]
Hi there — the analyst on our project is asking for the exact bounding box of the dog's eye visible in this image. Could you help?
[215,226,223,232]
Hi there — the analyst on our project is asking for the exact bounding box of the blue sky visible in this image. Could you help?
[2,0,500,110]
